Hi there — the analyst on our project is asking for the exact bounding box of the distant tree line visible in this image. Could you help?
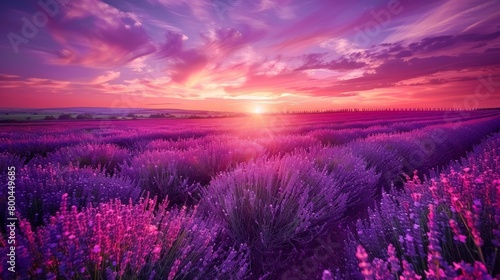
[264,107,484,115]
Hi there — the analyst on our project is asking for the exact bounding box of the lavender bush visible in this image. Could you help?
[311,146,380,216]
[120,150,199,205]
[33,143,130,175]
[185,136,266,185]
[202,155,347,274]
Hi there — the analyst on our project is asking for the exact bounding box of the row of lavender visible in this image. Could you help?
[323,131,500,279]
[0,112,499,278]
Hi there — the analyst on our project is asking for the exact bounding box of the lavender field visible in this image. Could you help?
[1,110,500,279]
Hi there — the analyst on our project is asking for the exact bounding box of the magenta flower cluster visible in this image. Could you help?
[1,194,249,279]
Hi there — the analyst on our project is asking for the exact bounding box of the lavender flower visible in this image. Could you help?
[387,244,400,275]
[356,245,374,279]
[400,260,422,280]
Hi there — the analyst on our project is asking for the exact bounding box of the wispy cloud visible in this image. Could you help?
[92,71,121,84]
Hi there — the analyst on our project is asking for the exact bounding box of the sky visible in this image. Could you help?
[0,0,500,113]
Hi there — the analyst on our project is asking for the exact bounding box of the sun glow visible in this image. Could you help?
[254,106,264,114]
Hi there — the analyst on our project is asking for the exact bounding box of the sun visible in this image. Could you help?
[254,106,264,114]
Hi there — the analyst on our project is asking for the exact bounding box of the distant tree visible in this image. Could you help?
[76,113,94,120]
[57,114,73,120]
[126,113,137,118]
[149,113,163,118]
[149,113,174,118]
[108,115,119,120]
[44,116,56,120]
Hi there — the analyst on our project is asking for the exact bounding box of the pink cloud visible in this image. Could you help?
[0,74,21,81]
[91,71,121,84]
[385,0,500,44]
[45,0,155,67]
[0,77,70,89]
[156,25,264,85]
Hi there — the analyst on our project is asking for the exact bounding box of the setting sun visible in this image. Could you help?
[254,106,264,114]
